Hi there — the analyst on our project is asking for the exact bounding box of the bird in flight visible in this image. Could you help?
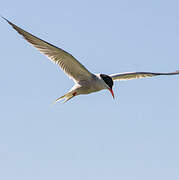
[2,16,179,103]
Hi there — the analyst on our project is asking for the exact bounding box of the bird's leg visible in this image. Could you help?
[72,92,77,96]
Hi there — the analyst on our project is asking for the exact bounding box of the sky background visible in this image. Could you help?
[1,0,179,179]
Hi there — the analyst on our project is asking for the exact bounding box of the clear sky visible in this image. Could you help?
[1,0,179,180]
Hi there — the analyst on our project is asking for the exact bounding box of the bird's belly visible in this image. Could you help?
[77,79,104,95]
[79,86,102,95]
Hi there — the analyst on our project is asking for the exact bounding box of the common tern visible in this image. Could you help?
[2,17,179,103]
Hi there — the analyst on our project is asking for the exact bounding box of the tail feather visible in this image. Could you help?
[53,92,75,103]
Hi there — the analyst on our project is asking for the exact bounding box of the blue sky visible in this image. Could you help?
[1,0,179,179]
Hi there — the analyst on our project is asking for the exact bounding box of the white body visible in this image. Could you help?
[57,74,109,102]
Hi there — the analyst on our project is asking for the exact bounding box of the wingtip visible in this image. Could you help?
[1,14,7,21]
[1,15,12,25]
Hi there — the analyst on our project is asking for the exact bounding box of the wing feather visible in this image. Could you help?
[3,17,92,82]
[110,71,179,81]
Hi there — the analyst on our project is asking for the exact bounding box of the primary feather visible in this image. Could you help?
[3,17,92,82]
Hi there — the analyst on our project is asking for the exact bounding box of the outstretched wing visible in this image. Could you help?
[3,17,92,82]
[110,71,179,81]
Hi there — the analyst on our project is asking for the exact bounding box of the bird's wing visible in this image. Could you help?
[3,17,93,82]
[109,71,179,81]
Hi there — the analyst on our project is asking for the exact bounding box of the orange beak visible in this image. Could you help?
[108,88,115,99]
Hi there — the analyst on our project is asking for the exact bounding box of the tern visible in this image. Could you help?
[2,17,179,102]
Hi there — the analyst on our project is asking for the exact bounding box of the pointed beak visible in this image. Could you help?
[108,88,115,99]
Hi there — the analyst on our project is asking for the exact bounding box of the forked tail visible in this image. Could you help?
[53,91,76,103]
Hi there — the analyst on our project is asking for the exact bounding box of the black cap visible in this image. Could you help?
[100,74,113,89]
